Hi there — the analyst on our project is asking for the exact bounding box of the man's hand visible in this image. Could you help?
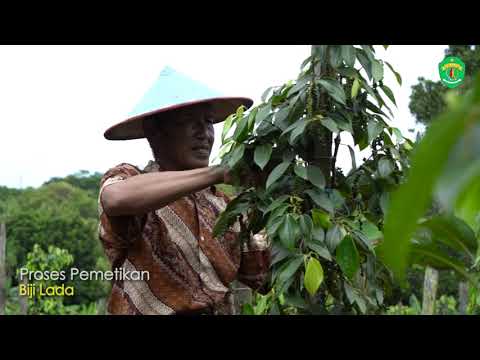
[221,165,266,188]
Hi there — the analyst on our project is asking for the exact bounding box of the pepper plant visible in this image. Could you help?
[214,45,418,314]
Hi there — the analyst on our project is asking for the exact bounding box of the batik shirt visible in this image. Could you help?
[98,160,270,315]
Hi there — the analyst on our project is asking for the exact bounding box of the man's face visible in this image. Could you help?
[152,104,215,170]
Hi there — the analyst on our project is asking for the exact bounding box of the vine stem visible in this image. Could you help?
[331,134,341,187]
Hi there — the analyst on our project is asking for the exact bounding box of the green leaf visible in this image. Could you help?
[304,257,324,296]
[299,214,314,242]
[241,303,255,315]
[273,106,291,131]
[344,282,356,304]
[294,164,308,180]
[333,112,353,134]
[419,215,477,257]
[382,78,480,283]
[351,230,376,253]
[228,143,245,169]
[284,294,308,309]
[360,45,375,61]
[362,81,381,107]
[336,235,360,279]
[287,77,309,97]
[255,104,272,125]
[300,56,313,70]
[247,107,258,132]
[379,84,397,106]
[222,114,235,143]
[318,79,346,105]
[337,66,358,79]
[347,145,357,171]
[351,78,360,99]
[378,157,394,178]
[269,301,280,315]
[212,193,250,237]
[282,118,305,136]
[375,288,384,305]
[233,115,249,142]
[410,245,478,286]
[307,242,332,261]
[385,61,402,86]
[326,224,344,252]
[266,161,291,189]
[305,189,333,214]
[329,45,343,68]
[254,294,268,315]
[356,49,372,80]
[254,143,272,170]
[264,195,290,215]
[361,221,383,243]
[307,165,326,189]
[266,215,286,239]
[371,60,384,82]
[330,189,346,210]
[271,244,290,266]
[455,179,480,234]
[277,255,303,285]
[355,295,367,314]
[341,45,356,67]
[261,87,275,102]
[320,117,340,133]
[279,214,298,250]
[311,209,332,229]
[311,226,325,243]
[290,120,308,144]
[367,119,384,143]
[216,140,234,161]
[391,127,403,142]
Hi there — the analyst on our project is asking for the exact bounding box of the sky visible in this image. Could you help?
[0,45,447,189]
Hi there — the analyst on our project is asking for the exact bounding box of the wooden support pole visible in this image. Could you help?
[19,275,28,315]
[458,282,469,315]
[421,266,439,315]
[0,223,6,315]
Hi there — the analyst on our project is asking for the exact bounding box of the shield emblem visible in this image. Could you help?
[438,56,466,89]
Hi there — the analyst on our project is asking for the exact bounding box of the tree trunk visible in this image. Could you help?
[310,45,332,182]
[458,282,469,315]
[19,275,28,315]
[421,266,439,315]
[0,223,6,315]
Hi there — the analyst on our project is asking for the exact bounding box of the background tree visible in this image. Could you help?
[409,45,480,126]
[2,173,110,305]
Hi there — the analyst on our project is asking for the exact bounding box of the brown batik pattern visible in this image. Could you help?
[98,161,271,315]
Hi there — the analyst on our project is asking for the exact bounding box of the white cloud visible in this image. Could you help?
[0,45,446,188]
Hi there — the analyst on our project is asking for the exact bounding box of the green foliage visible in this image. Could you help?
[2,174,110,306]
[384,295,421,315]
[382,73,480,285]
[217,45,416,314]
[5,244,103,315]
[19,244,73,315]
[385,292,480,315]
[43,170,103,198]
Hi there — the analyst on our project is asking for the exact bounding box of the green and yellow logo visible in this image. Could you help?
[439,56,465,88]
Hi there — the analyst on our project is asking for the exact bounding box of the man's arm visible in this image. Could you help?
[101,165,228,216]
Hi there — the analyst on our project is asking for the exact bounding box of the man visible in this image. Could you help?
[99,97,271,315]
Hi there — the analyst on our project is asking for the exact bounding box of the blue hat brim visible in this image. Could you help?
[104,97,253,140]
